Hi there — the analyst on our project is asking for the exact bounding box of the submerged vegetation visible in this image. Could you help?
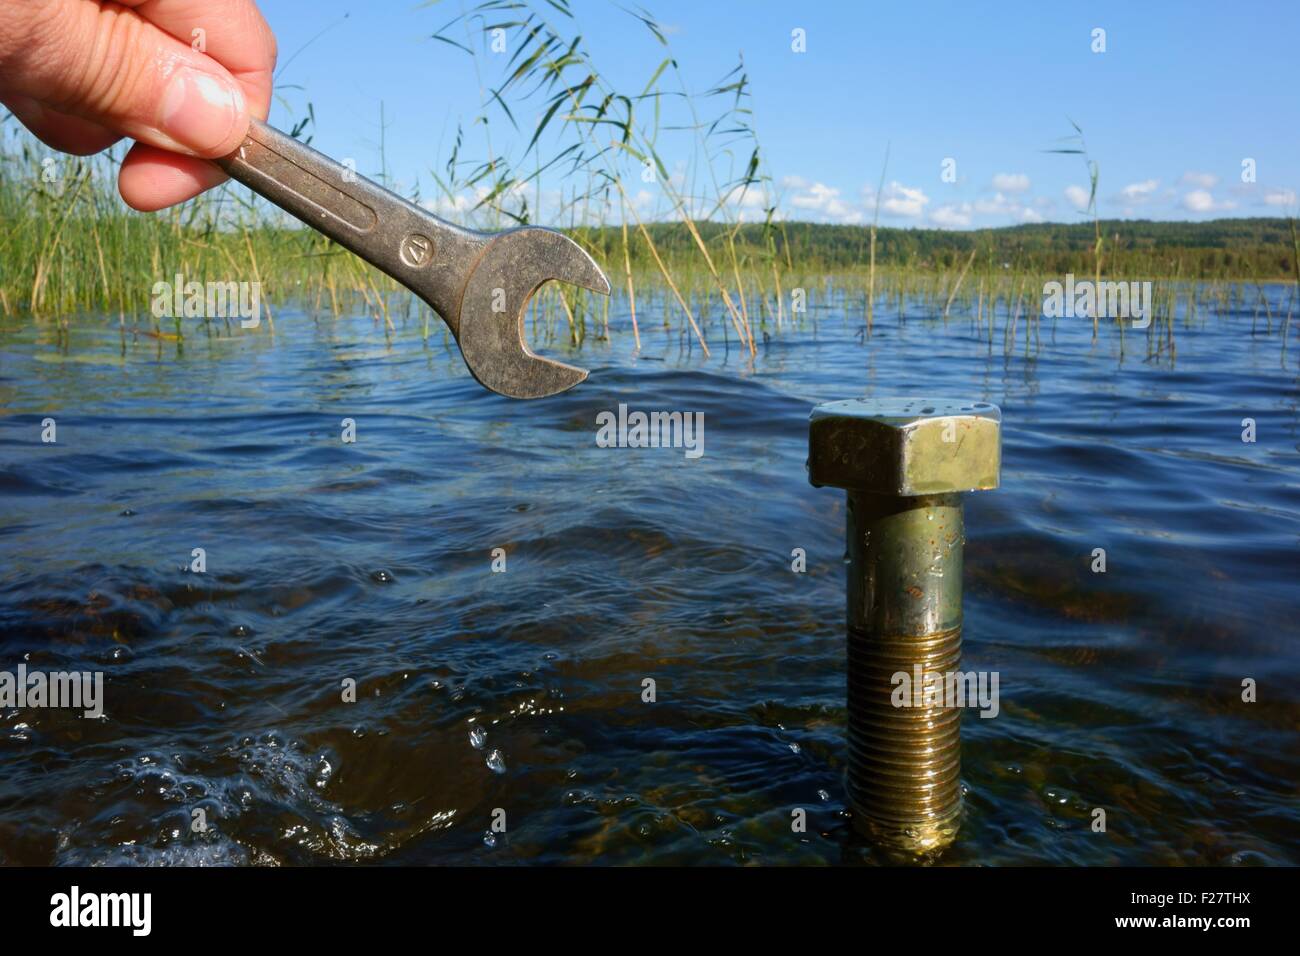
[0,0,1297,366]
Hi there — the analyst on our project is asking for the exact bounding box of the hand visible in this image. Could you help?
[0,0,275,210]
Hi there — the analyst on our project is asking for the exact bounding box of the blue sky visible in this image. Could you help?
[258,0,1299,229]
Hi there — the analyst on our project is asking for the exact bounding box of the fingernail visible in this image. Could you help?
[159,66,245,155]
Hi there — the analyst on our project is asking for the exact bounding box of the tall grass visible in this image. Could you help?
[1047,120,1103,339]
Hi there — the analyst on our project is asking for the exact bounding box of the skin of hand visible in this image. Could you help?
[0,0,275,211]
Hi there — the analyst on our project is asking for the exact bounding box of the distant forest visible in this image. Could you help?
[590,217,1300,280]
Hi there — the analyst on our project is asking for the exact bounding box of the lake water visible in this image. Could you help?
[1,287,1297,865]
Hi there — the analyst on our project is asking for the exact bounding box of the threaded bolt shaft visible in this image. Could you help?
[845,491,964,852]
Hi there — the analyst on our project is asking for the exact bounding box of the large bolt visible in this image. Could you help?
[808,398,1001,854]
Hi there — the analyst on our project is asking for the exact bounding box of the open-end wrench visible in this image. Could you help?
[214,119,609,399]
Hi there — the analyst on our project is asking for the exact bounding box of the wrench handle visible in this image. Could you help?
[214,119,482,332]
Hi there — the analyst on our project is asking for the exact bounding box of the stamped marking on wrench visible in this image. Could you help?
[399,233,434,268]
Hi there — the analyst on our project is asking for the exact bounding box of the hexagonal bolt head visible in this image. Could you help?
[808,398,1002,496]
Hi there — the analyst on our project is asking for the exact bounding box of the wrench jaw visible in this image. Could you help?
[456,228,610,400]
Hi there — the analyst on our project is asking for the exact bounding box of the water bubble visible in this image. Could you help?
[469,726,487,750]
[370,569,394,584]
[1227,850,1273,865]
[483,830,497,847]
[485,750,507,774]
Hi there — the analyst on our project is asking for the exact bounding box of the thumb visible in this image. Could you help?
[1,0,249,158]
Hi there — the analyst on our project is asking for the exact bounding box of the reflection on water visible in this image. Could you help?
[0,290,1297,865]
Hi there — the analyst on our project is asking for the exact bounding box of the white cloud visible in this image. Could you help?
[930,191,1049,227]
[421,194,474,218]
[787,181,861,223]
[777,176,1060,228]
[719,184,773,221]
[779,177,931,224]
[1181,171,1219,189]
[1064,184,1092,212]
[1120,179,1159,200]
[1264,188,1297,207]
[422,183,531,224]
[867,181,929,219]
[991,172,1030,193]
[1182,189,1236,213]
[973,192,1018,216]
[930,203,973,228]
